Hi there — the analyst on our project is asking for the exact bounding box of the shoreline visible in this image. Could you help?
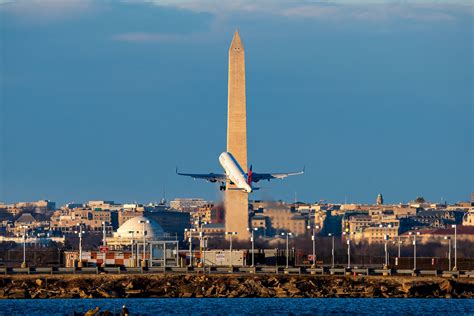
[1,274,473,299]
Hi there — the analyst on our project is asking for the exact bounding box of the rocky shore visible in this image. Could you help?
[1,274,473,299]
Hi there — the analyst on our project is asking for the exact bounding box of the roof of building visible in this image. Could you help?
[115,215,164,239]
[15,213,37,224]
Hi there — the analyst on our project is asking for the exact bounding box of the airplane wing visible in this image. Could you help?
[176,168,227,182]
[251,169,304,183]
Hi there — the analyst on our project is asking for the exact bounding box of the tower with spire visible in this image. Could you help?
[225,30,249,240]
[376,193,384,205]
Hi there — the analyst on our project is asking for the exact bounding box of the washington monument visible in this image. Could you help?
[177,31,303,240]
[225,31,249,240]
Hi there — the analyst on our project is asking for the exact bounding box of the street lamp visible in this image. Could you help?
[128,230,136,267]
[102,221,107,247]
[444,236,452,271]
[380,224,392,269]
[398,237,402,258]
[195,220,208,249]
[225,231,238,267]
[138,219,150,267]
[20,225,29,268]
[247,227,258,267]
[195,220,208,266]
[342,231,355,269]
[185,228,196,267]
[394,237,403,267]
[202,236,208,272]
[409,231,420,270]
[281,232,293,268]
[307,224,320,268]
[328,233,335,268]
[452,224,458,271]
[74,224,85,268]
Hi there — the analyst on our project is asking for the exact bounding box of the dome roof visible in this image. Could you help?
[115,215,164,239]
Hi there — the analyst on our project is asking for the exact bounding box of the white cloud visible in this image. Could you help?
[142,0,472,22]
[0,0,95,23]
[112,32,186,42]
[1,0,470,25]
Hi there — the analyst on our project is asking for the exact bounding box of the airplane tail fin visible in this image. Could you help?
[247,164,253,185]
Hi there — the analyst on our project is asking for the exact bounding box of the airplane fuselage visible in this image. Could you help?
[177,152,303,192]
[218,152,252,193]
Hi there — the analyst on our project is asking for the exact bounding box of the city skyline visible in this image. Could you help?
[1,1,472,205]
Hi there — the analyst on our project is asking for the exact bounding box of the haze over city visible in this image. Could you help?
[1,0,472,205]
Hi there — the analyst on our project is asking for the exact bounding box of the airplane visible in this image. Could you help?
[176,151,304,193]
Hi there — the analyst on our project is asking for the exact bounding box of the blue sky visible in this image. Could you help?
[0,0,472,205]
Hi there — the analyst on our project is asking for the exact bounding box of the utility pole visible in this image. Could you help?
[247,227,258,267]
[20,225,29,268]
[343,231,355,269]
[328,233,335,268]
[138,219,150,267]
[452,224,458,271]
[307,224,320,268]
[444,236,451,271]
[75,223,85,268]
[185,228,196,267]
[281,232,293,268]
[128,230,135,267]
[102,221,107,246]
[409,231,420,271]
[225,231,238,267]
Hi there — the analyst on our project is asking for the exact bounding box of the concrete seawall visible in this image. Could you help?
[1,274,474,299]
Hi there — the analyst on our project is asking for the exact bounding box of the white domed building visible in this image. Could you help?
[74,215,180,268]
[106,215,165,248]
[116,215,164,239]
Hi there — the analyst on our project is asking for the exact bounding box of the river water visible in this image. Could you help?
[0,298,473,315]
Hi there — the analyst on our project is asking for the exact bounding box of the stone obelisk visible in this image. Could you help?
[225,31,249,240]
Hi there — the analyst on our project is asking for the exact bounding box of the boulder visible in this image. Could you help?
[8,289,27,299]
[439,280,453,294]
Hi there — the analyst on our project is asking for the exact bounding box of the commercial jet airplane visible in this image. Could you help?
[176,152,304,193]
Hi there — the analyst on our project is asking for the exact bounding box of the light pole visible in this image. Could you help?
[395,237,402,267]
[452,224,457,271]
[102,221,107,247]
[398,237,402,258]
[138,219,150,267]
[342,231,355,269]
[281,232,293,268]
[307,224,320,268]
[128,230,135,267]
[247,227,258,267]
[75,224,85,268]
[328,233,335,268]
[444,236,451,271]
[20,225,29,268]
[225,231,238,267]
[380,224,392,269]
[196,220,208,249]
[409,231,420,270]
[202,236,208,272]
[185,228,196,267]
[196,220,208,267]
